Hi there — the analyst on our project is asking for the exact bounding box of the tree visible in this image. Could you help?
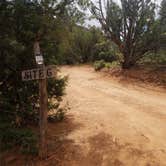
[91,0,157,69]
[159,0,166,49]
[160,0,166,28]
[0,0,72,154]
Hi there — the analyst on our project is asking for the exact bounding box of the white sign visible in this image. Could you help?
[35,55,44,65]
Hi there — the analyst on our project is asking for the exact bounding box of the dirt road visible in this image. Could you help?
[57,65,166,166]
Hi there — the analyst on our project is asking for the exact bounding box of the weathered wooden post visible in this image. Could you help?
[34,41,48,159]
[22,41,55,159]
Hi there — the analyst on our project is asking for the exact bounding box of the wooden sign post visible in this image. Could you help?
[22,42,57,159]
[39,68,48,159]
[22,65,56,159]
[34,41,48,159]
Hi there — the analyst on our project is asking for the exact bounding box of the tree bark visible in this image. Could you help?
[122,55,136,69]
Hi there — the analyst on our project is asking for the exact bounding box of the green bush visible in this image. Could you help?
[110,61,120,67]
[92,41,118,62]
[0,126,38,155]
[48,76,68,100]
[139,51,166,65]
[94,60,105,71]
[94,60,120,71]
[0,74,68,155]
[104,62,112,69]
[48,107,69,123]
[48,101,70,123]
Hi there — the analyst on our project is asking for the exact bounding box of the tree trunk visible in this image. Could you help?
[122,55,136,69]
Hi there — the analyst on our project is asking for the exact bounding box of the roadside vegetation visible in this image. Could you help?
[0,0,75,158]
[0,0,165,163]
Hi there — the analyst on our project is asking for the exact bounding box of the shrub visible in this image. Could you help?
[0,73,68,155]
[104,62,112,69]
[94,60,120,71]
[92,41,118,62]
[139,51,166,65]
[94,60,105,71]
[0,125,38,155]
[48,101,70,123]
[110,61,120,67]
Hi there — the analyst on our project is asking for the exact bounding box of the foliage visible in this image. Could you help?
[94,60,106,71]
[140,51,166,65]
[139,0,166,66]
[56,25,120,65]
[159,0,166,49]
[91,0,161,69]
[92,40,118,62]
[57,26,104,64]
[160,0,166,32]
[0,123,38,155]
[48,76,68,100]
[0,0,71,155]
[48,102,70,122]
[94,60,120,71]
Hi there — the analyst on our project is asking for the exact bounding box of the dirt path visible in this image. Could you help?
[57,65,166,166]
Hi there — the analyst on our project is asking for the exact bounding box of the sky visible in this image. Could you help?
[85,0,162,27]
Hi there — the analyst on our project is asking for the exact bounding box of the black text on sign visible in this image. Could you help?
[22,66,56,81]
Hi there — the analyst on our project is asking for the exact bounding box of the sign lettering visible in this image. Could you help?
[22,66,56,81]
